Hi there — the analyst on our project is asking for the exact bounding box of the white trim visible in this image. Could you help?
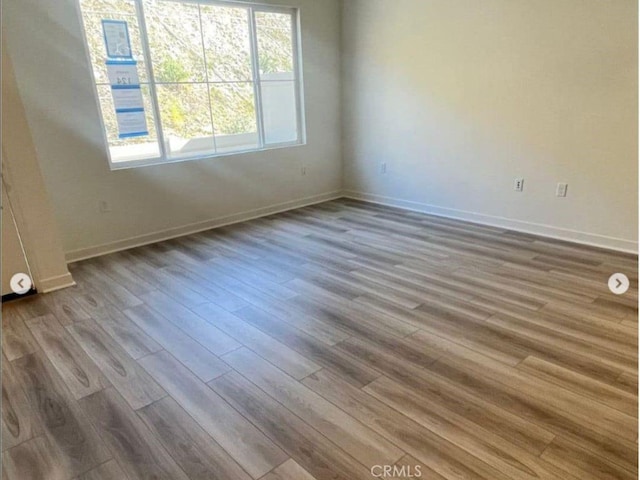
[343,191,638,254]
[37,273,76,294]
[109,141,306,171]
[65,191,343,262]
[65,190,637,263]
[249,7,266,147]
[135,0,167,161]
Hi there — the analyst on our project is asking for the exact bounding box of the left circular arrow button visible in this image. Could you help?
[10,273,32,295]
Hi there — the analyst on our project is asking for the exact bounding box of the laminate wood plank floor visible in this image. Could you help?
[2,199,637,479]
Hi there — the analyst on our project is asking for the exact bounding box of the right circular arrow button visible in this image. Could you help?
[608,273,629,295]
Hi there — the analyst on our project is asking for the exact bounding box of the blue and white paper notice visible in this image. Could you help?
[105,56,148,138]
[114,109,149,138]
[102,20,133,59]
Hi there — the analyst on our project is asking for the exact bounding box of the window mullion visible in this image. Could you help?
[134,0,167,160]
[197,3,218,154]
[248,7,266,148]
[291,11,304,144]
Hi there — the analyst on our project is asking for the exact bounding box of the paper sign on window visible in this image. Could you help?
[106,60,140,86]
[115,110,149,138]
[102,20,133,59]
[106,59,148,138]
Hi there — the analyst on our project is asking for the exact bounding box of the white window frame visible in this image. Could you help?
[76,0,306,170]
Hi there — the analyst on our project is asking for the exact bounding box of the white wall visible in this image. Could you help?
[5,0,638,257]
[2,44,74,293]
[342,0,638,251]
[3,0,342,261]
[2,185,30,296]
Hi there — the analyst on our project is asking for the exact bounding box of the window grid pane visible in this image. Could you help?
[260,80,298,145]
[156,83,216,158]
[255,11,295,80]
[255,11,299,145]
[201,4,253,83]
[144,0,206,83]
[211,82,259,153]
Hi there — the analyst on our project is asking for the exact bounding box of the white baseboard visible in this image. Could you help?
[63,189,637,262]
[343,190,638,254]
[65,191,343,263]
[37,272,76,293]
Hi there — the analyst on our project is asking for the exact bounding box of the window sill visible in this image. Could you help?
[107,140,307,171]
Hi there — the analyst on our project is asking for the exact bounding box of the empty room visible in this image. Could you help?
[1,0,638,479]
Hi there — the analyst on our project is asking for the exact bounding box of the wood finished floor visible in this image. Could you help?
[2,198,638,480]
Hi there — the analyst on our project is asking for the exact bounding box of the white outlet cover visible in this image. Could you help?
[556,183,568,197]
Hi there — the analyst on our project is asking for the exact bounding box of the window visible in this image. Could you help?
[77,0,305,169]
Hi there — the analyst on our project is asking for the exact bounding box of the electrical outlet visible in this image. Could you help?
[380,162,387,174]
[556,183,568,197]
[99,200,111,213]
[514,178,524,192]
